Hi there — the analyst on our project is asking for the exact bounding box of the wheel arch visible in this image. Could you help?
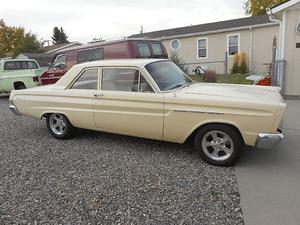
[41,111,69,120]
[185,121,245,145]
[13,81,26,89]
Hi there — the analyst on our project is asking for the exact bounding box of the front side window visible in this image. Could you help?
[27,61,38,69]
[71,68,98,90]
[102,68,153,93]
[228,34,239,56]
[137,43,151,57]
[145,61,192,91]
[197,38,208,58]
[53,54,66,69]
[77,48,104,64]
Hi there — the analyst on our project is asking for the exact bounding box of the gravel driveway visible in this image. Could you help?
[0,95,243,225]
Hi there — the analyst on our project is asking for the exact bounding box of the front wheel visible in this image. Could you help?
[46,113,76,139]
[194,124,242,166]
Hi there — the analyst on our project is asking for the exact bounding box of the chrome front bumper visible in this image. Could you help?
[255,129,284,149]
[9,101,21,115]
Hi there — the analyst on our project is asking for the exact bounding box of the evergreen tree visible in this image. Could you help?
[52,27,61,44]
[52,26,69,45]
[59,27,69,43]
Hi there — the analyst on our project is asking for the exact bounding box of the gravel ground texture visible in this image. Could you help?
[0,95,243,225]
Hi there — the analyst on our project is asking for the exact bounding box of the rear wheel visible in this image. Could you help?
[194,124,242,166]
[46,113,76,139]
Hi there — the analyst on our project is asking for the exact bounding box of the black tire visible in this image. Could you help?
[14,82,26,90]
[46,113,76,139]
[194,124,242,166]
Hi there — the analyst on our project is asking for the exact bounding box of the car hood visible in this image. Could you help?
[177,83,282,103]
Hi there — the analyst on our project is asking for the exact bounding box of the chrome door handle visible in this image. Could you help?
[94,93,104,97]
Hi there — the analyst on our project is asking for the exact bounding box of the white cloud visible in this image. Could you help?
[0,0,246,43]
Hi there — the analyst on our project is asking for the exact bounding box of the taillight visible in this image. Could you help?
[33,76,39,82]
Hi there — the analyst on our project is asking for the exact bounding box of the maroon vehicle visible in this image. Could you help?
[41,38,168,85]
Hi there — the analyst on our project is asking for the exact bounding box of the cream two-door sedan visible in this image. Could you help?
[9,59,286,166]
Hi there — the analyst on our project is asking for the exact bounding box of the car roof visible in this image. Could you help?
[72,58,170,69]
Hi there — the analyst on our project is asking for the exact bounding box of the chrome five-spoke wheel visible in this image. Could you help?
[201,131,234,161]
[49,113,67,135]
[46,113,76,139]
[194,124,242,166]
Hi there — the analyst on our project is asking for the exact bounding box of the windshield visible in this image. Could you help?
[145,61,192,91]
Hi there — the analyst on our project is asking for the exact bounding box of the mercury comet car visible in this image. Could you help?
[9,59,286,166]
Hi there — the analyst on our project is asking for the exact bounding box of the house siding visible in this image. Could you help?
[284,9,300,96]
[162,25,279,75]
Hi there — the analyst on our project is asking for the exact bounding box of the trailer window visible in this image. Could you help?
[150,43,163,56]
[137,43,151,57]
[77,48,104,64]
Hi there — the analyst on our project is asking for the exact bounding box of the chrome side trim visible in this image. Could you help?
[174,109,224,115]
[255,129,284,149]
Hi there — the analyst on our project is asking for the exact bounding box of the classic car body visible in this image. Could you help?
[0,59,44,93]
[9,59,286,166]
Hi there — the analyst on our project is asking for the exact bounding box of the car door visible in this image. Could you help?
[93,67,164,140]
[1,61,20,91]
[62,67,99,130]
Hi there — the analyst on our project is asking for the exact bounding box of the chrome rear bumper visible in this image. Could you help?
[255,129,284,149]
[9,101,21,116]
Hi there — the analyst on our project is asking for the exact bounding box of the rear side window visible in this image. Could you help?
[137,43,151,58]
[77,48,104,64]
[150,43,163,56]
[4,61,38,70]
[71,68,98,90]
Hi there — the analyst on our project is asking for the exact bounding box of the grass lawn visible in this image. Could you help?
[189,74,253,85]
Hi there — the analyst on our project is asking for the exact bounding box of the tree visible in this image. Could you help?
[59,27,68,43]
[13,32,42,57]
[245,0,288,16]
[52,27,61,45]
[170,51,188,73]
[0,19,41,57]
[52,26,69,45]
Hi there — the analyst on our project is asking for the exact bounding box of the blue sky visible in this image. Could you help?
[0,0,246,43]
